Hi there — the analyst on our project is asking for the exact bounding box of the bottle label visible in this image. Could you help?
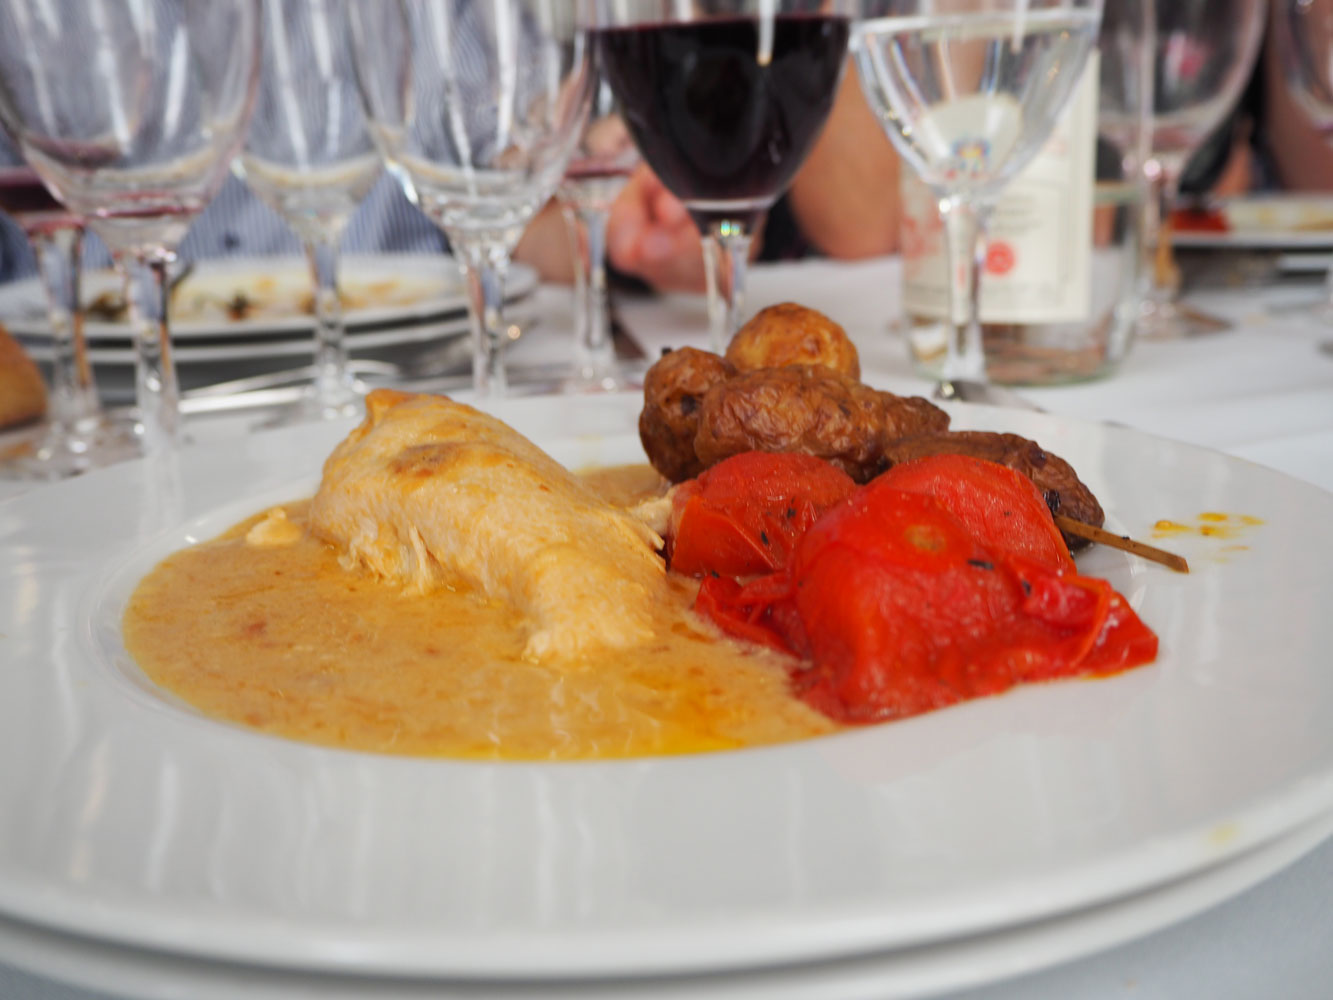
[901,54,1099,325]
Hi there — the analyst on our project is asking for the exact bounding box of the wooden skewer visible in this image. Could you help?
[1054,515,1190,574]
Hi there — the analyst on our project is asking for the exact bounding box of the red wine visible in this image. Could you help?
[0,167,66,219]
[596,15,848,227]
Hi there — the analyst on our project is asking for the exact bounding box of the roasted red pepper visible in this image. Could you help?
[684,453,1157,725]
[875,453,1074,572]
[668,451,855,577]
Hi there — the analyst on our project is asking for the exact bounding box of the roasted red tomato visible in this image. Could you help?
[876,453,1074,572]
[694,458,1157,725]
[668,451,855,578]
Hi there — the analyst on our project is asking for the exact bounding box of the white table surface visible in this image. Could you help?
[2,256,1332,999]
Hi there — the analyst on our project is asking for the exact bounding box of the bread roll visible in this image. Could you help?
[0,323,47,429]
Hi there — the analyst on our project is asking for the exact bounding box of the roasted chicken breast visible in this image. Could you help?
[310,390,668,661]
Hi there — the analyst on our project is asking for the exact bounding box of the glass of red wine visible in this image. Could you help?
[0,150,137,479]
[594,0,852,354]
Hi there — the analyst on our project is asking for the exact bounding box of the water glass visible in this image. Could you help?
[0,0,261,453]
[352,0,593,396]
[239,0,381,421]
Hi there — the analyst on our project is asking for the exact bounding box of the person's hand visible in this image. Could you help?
[606,165,707,293]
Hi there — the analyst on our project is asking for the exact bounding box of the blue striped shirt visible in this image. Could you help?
[0,170,448,281]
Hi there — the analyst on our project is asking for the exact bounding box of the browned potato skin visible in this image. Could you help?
[695,365,939,483]
[638,347,736,482]
[725,303,861,380]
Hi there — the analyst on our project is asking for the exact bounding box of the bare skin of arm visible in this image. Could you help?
[1261,2,1333,191]
[785,61,902,259]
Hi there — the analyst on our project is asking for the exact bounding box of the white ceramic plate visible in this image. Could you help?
[1,808,1328,1000]
[1173,195,1333,250]
[0,254,539,344]
[3,393,1333,981]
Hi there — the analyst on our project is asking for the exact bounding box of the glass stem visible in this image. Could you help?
[122,253,180,453]
[701,220,753,354]
[937,195,991,382]
[561,200,589,364]
[576,202,614,375]
[1143,163,1181,305]
[306,236,353,407]
[455,241,511,396]
[29,224,99,435]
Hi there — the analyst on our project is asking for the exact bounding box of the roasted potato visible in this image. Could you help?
[694,365,947,483]
[725,302,860,380]
[638,347,735,482]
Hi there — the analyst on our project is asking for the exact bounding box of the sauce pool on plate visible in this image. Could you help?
[123,467,835,760]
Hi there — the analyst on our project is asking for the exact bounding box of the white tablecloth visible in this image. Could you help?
[3,256,1332,999]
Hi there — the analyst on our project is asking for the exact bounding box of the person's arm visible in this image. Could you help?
[1261,2,1333,190]
[784,60,902,259]
[514,199,579,285]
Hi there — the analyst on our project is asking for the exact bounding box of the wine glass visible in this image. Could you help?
[350,0,593,397]
[594,0,853,354]
[236,0,381,422]
[558,74,640,392]
[1274,0,1333,344]
[853,0,1103,383]
[0,143,138,479]
[0,0,260,455]
[1137,0,1266,339]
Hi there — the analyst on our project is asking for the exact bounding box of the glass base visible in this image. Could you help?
[0,412,141,481]
[903,314,1129,387]
[254,380,364,430]
[1136,299,1231,340]
[559,359,646,395]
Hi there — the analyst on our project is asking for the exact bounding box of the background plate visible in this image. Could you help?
[0,254,538,342]
[1173,195,1333,249]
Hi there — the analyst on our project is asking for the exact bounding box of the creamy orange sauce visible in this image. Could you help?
[123,466,836,760]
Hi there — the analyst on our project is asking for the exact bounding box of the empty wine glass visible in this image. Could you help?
[854,0,1102,381]
[0,0,260,455]
[0,141,137,479]
[558,74,640,392]
[1138,0,1266,339]
[594,0,853,354]
[351,0,593,396]
[1274,0,1333,345]
[236,0,381,422]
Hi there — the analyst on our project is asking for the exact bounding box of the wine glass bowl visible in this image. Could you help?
[0,0,261,453]
[594,0,853,352]
[238,0,381,421]
[1137,0,1266,339]
[352,0,593,395]
[1275,0,1333,337]
[853,0,1102,381]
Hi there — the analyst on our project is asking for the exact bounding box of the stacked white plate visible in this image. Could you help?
[2,392,1332,999]
[0,254,539,402]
